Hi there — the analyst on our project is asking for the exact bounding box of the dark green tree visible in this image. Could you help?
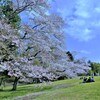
[66,51,74,61]
[88,60,100,76]
[0,0,21,28]
[0,0,21,90]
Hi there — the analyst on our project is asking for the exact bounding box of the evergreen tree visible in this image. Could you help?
[66,51,74,61]
[0,0,21,28]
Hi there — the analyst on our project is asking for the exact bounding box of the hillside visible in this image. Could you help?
[0,76,100,100]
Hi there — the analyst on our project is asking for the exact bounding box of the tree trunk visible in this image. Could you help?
[12,77,20,91]
[0,78,3,86]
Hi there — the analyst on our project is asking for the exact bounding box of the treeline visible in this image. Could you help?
[67,52,100,76]
[88,61,100,76]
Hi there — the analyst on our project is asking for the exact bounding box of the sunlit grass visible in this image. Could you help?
[0,83,53,100]
[0,77,100,100]
[35,77,100,100]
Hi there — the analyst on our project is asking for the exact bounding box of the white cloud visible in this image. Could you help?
[64,27,94,41]
[75,11,90,18]
[95,7,100,13]
[54,0,100,42]
[80,50,91,54]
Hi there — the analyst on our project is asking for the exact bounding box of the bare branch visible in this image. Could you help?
[34,51,41,57]
[21,32,27,39]
[15,2,34,14]
[32,24,41,29]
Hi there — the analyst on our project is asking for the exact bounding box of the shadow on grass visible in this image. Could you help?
[0,84,53,100]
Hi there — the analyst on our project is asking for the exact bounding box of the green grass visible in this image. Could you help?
[0,77,100,100]
[0,83,53,100]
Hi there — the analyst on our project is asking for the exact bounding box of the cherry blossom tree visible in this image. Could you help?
[0,0,91,91]
[0,0,50,90]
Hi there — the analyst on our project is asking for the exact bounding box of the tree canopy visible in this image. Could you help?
[0,0,91,90]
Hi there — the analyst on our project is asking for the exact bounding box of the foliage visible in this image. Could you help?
[92,63,100,74]
[88,61,100,76]
[0,0,21,28]
[0,19,20,64]
[66,51,74,61]
[0,0,91,90]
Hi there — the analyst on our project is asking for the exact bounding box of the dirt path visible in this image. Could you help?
[13,82,79,100]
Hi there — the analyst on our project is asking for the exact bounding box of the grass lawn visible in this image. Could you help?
[0,76,100,100]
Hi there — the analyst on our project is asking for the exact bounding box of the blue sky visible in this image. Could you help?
[49,0,100,62]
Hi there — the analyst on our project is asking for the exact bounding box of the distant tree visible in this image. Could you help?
[93,63,100,74]
[66,51,74,61]
[88,60,100,76]
[88,60,94,70]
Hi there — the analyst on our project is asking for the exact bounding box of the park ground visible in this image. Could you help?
[0,76,100,100]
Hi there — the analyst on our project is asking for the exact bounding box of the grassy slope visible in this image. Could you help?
[35,77,100,100]
[0,77,100,100]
